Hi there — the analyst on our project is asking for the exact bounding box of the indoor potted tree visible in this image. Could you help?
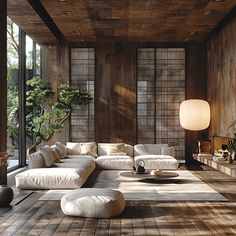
[25,76,92,154]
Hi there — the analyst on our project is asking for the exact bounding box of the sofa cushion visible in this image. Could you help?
[134,144,169,156]
[55,142,67,159]
[98,143,134,156]
[28,151,45,169]
[39,147,55,167]
[162,146,175,156]
[96,155,133,170]
[45,145,61,162]
[80,143,98,157]
[57,159,95,172]
[98,143,126,156]
[134,155,179,170]
[16,160,96,189]
[64,155,96,161]
[66,142,81,155]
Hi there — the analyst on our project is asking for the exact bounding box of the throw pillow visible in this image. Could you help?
[55,142,67,159]
[50,145,61,162]
[162,146,174,157]
[102,143,126,156]
[28,151,45,169]
[80,143,98,157]
[39,147,55,167]
[66,142,81,155]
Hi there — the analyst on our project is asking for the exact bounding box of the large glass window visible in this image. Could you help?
[137,48,185,161]
[7,18,40,170]
[7,18,20,169]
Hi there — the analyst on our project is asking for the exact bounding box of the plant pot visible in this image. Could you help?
[0,185,14,207]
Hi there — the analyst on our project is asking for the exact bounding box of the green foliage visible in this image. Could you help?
[228,134,236,153]
[25,77,92,149]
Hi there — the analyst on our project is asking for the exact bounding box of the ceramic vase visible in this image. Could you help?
[0,185,14,207]
[0,165,14,207]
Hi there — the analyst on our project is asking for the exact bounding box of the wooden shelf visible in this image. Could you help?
[193,154,236,178]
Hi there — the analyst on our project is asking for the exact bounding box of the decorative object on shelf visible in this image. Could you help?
[228,133,236,161]
[150,169,163,176]
[199,140,212,154]
[213,136,233,156]
[0,152,14,207]
[179,99,211,153]
[227,154,233,164]
[221,144,229,159]
[136,160,145,173]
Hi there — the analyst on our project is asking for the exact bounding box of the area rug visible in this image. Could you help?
[39,170,227,201]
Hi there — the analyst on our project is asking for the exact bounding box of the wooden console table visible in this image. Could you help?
[193,154,236,178]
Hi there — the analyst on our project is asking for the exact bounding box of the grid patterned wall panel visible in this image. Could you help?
[70,48,95,142]
[137,48,185,161]
[137,48,155,144]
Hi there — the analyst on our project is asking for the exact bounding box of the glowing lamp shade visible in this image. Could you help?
[179,99,210,131]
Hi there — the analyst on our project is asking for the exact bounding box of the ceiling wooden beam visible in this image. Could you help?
[206,6,236,40]
[27,0,66,43]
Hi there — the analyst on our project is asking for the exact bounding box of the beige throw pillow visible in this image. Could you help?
[50,145,61,162]
[103,143,127,156]
[39,147,55,167]
[80,143,98,157]
[55,142,67,159]
[28,151,45,169]
[66,142,81,155]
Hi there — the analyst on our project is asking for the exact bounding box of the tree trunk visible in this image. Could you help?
[0,165,7,186]
[27,146,37,155]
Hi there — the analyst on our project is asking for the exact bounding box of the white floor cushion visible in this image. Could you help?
[134,155,179,170]
[96,155,134,169]
[61,188,125,218]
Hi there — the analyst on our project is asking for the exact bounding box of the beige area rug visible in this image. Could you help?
[39,170,227,201]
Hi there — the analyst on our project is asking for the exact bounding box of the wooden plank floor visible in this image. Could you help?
[1,165,236,236]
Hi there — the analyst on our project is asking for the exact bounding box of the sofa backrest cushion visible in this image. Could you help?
[98,143,133,157]
[162,146,175,157]
[80,143,98,157]
[66,142,98,157]
[134,144,171,156]
[28,151,45,169]
[66,142,81,155]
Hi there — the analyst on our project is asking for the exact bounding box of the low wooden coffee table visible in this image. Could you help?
[120,171,179,179]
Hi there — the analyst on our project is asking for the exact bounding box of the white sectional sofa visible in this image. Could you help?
[15,142,179,190]
[134,144,179,170]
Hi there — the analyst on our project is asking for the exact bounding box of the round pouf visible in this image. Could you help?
[60,188,125,218]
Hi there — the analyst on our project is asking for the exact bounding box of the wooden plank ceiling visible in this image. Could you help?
[7,0,236,44]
